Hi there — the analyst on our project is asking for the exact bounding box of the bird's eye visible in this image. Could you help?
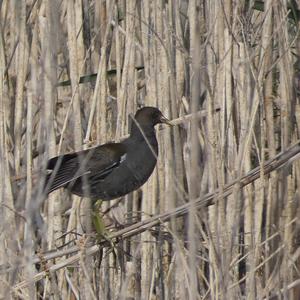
[153,111,160,119]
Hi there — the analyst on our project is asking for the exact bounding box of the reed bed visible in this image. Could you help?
[1,0,300,299]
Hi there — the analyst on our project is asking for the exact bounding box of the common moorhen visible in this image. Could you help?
[44,107,172,200]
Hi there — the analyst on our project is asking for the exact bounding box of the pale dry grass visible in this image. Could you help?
[1,0,300,299]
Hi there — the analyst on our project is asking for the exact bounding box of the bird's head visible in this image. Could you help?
[134,107,173,128]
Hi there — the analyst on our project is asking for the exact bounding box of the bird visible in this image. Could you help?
[44,107,172,201]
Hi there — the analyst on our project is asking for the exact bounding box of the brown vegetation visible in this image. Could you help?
[1,0,300,299]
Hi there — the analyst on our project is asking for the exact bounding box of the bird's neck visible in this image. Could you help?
[130,123,156,141]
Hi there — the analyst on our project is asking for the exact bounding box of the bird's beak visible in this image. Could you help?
[160,115,173,126]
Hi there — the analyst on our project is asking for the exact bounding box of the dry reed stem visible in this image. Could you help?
[1,1,300,298]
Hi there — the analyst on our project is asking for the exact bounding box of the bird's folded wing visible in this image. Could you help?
[44,143,127,194]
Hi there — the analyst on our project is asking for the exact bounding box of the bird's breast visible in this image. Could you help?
[101,138,158,199]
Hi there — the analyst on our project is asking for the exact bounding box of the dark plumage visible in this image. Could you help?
[44,107,172,200]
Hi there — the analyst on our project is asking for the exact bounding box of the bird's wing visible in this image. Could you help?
[44,143,127,194]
